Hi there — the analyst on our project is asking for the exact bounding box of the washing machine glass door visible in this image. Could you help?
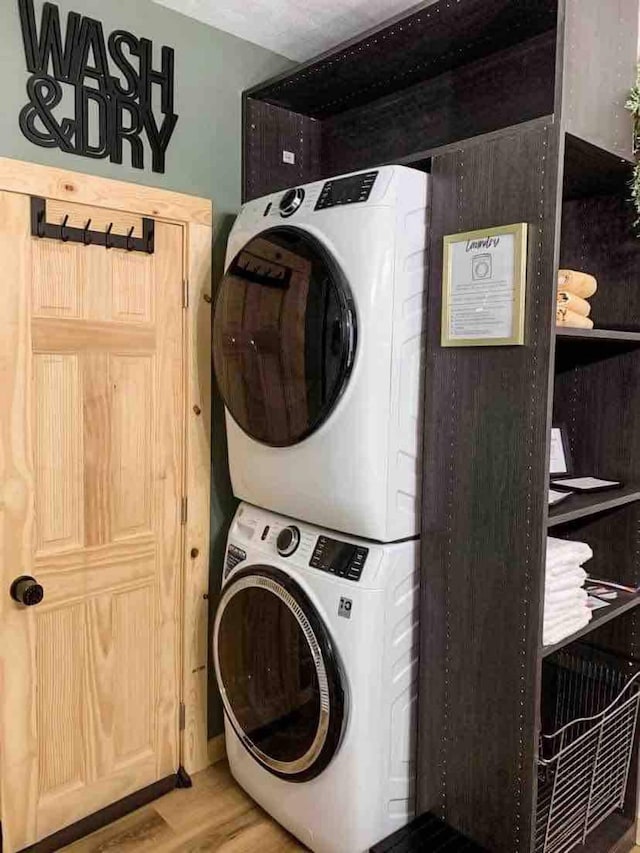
[213,226,356,447]
[213,566,346,781]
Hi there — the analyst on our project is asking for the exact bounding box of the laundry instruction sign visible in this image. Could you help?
[441,223,528,347]
[17,0,178,173]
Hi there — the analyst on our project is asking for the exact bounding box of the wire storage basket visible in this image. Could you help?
[535,647,640,853]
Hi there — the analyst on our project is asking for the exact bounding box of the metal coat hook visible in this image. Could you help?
[82,219,92,246]
[60,214,70,242]
[36,207,45,238]
[105,222,114,250]
[126,226,135,252]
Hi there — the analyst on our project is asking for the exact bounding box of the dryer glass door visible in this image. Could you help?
[213,566,346,781]
[213,227,356,446]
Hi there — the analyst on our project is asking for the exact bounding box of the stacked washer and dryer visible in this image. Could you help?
[211,166,430,853]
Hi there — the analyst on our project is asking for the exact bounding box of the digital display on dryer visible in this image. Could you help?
[315,172,378,210]
[309,535,368,582]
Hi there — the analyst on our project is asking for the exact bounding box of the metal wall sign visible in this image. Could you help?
[17,0,179,174]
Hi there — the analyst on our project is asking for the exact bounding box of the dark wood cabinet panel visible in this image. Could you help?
[561,0,638,160]
[417,122,560,852]
[243,99,322,202]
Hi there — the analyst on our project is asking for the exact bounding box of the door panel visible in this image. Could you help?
[0,192,185,852]
[34,353,83,553]
[32,241,81,318]
[109,354,154,539]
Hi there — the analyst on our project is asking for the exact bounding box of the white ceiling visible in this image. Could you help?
[153,0,423,61]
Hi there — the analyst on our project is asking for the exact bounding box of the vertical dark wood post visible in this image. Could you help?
[417,122,562,852]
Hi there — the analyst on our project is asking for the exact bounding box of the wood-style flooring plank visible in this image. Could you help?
[60,804,176,852]
[152,763,251,833]
[60,763,307,853]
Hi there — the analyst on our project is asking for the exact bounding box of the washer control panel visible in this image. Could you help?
[315,171,378,210]
[309,535,369,582]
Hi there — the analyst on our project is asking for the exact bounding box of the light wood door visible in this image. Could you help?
[0,192,185,852]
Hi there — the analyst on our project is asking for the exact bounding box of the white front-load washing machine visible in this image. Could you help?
[212,503,419,853]
[212,165,429,542]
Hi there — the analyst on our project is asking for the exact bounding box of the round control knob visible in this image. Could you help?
[277,526,300,557]
[10,575,44,607]
[279,188,305,217]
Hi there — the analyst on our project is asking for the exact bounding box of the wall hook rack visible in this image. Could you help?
[30,197,155,254]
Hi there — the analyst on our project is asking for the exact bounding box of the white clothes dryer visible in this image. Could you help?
[212,502,420,853]
[212,166,429,541]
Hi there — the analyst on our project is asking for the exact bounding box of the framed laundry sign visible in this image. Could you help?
[441,223,528,347]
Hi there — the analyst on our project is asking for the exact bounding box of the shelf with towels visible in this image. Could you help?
[540,590,640,658]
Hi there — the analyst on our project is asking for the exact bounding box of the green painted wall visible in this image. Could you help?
[0,0,291,738]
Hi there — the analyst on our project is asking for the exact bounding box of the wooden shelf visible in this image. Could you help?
[547,486,640,527]
[556,328,640,343]
[541,590,640,658]
[246,0,557,117]
[563,133,635,201]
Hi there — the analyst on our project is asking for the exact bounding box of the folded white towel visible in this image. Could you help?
[543,609,592,646]
[545,568,587,593]
[545,560,587,578]
[544,605,590,631]
[546,537,593,571]
[545,588,588,609]
[547,536,591,559]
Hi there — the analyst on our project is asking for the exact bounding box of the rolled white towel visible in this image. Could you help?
[545,568,587,593]
[546,537,593,572]
[543,609,592,646]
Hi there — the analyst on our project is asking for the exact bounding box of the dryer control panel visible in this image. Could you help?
[314,171,378,210]
[310,535,369,582]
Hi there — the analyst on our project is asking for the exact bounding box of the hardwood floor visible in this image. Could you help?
[60,762,307,852]
[53,765,640,852]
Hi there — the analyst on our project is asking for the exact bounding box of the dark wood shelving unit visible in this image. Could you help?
[548,487,640,527]
[540,591,640,658]
[243,1,640,850]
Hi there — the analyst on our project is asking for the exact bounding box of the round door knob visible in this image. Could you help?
[279,188,305,217]
[277,526,300,557]
[10,575,44,607]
